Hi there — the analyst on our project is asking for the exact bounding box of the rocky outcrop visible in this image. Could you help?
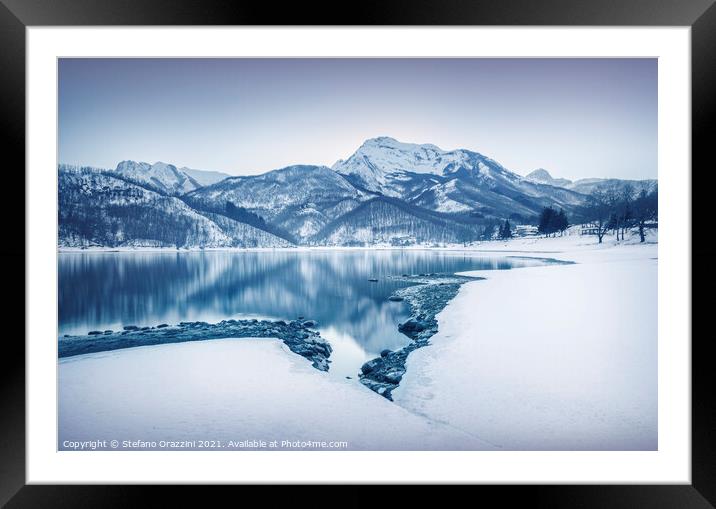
[59,318,331,371]
[359,273,483,399]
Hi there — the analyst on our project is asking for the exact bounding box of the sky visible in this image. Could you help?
[58,58,657,181]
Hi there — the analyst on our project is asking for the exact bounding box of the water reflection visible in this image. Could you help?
[59,249,546,377]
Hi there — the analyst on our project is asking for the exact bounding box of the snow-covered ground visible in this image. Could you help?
[59,339,496,451]
[394,230,658,450]
[58,229,657,451]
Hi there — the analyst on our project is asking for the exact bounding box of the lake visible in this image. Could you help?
[58,249,551,378]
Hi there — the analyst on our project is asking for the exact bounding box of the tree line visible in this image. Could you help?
[538,207,569,237]
[583,184,658,243]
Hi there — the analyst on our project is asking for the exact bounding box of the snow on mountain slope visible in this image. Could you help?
[566,178,657,196]
[525,168,573,188]
[179,166,231,187]
[59,137,657,247]
[525,168,657,196]
[111,160,202,195]
[186,165,365,241]
[332,137,452,195]
[333,137,589,217]
[58,168,292,248]
[313,196,477,246]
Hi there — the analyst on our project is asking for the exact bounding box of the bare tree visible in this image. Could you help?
[618,184,635,241]
[633,187,658,243]
[586,187,612,243]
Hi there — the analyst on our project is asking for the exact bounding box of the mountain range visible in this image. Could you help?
[58,137,657,248]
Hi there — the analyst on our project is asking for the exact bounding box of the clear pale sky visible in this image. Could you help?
[58,58,657,181]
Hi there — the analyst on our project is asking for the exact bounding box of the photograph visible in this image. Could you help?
[57,57,658,452]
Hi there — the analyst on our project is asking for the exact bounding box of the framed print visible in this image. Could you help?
[2,0,714,505]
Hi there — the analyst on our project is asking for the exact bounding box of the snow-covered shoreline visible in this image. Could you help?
[393,231,658,450]
[58,230,658,450]
[59,339,497,451]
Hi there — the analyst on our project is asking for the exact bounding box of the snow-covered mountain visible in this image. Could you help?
[58,137,657,248]
[333,137,587,220]
[185,165,364,241]
[312,196,478,246]
[110,161,207,196]
[59,167,292,248]
[566,177,657,196]
[179,167,231,187]
[525,168,573,188]
[525,168,657,196]
[332,137,452,195]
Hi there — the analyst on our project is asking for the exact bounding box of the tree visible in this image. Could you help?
[585,187,611,243]
[499,219,512,239]
[617,184,635,241]
[480,221,497,241]
[556,209,569,235]
[538,206,555,237]
[632,187,658,242]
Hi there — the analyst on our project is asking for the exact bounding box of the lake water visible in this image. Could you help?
[58,249,551,378]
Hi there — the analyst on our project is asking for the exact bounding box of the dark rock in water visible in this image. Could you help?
[59,317,333,373]
[388,295,404,302]
[345,376,352,379]
[361,357,382,375]
[302,320,316,327]
[360,272,484,400]
[298,316,305,320]
[156,323,169,328]
[368,278,379,282]
[398,319,430,336]
[104,330,113,334]
[88,330,102,335]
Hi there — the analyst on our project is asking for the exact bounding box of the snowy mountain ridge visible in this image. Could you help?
[110,160,231,196]
[525,167,657,195]
[58,136,657,248]
[332,136,513,196]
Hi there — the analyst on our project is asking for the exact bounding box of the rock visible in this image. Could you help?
[60,316,332,374]
[298,316,305,320]
[383,370,404,384]
[345,376,352,379]
[368,278,378,282]
[302,320,316,328]
[103,330,113,334]
[398,319,429,334]
[360,272,481,400]
[360,358,383,375]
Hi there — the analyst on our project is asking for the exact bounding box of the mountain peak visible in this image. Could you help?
[525,168,572,187]
[526,168,553,180]
[360,136,442,152]
[363,136,399,145]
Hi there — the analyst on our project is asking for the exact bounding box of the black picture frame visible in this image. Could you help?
[1,0,713,505]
